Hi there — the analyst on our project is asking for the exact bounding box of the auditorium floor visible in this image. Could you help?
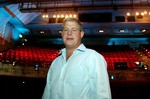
[0,75,150,99]
[111,81,150,99]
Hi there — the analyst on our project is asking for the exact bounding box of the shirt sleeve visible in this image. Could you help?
[42,67,52,99]
[88,51,112,99]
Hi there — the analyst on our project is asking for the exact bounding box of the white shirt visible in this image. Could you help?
[42,44,111,99]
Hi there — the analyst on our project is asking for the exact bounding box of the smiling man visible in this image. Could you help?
[42,18,112,99]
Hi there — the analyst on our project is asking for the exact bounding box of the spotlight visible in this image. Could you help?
[141,29,146,33]
[98,29,104,33]
[119,29,125,32]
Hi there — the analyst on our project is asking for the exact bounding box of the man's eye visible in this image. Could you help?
[72,29,76,31]
[63,29,68,31]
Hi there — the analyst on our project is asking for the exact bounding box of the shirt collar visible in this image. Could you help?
[59,44,86,55]
[76,44,86,52]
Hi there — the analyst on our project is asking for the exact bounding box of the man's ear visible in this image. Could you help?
[81,31,84,38]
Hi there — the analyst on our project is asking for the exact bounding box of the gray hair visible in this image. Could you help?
[62,18,83,31]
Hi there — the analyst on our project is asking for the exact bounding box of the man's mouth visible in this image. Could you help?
[66,38,73,40]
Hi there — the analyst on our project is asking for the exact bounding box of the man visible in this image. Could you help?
[42,18,111,99]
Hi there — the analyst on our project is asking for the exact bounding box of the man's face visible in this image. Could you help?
[61,21,84,49]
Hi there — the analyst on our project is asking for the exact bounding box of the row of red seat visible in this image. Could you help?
[0,46,59,67]
[0,45,140,70]
[140,45,150,58]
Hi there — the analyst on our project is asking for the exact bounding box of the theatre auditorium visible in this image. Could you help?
[0,0,150,99]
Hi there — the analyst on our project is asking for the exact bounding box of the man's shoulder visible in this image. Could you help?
[86,48,104,58]
[86,48,98,53]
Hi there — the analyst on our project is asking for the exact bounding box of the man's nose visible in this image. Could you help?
[67,30,72,35]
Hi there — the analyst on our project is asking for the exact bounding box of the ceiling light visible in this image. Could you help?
[61,14,64,18]
[135,12,139,16]
[144,11,147,14]
[24,39,27,42]
[73,14,77,18]
[58,30,62,33]
[19,34,23,38]
[53,15,56,18]
[141,12,144,16]
[40,30,45,34]
[69,14,72,18]
[57,15,60,18]
[98,29,104,33]
[119,29,125,32]
[42,14,49,18]
[126,12,130,16]
[141,29,146,32]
